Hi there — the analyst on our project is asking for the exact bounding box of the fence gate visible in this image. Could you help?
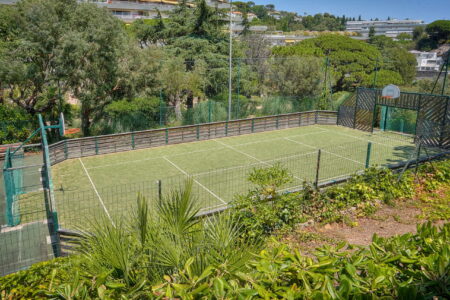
[338,87,450,149]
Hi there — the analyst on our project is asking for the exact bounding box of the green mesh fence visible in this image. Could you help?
[3,146,45,227]
[380,106,417,135]
[1,115,62,276]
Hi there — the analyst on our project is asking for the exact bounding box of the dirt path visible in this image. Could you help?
[278,200,442,253]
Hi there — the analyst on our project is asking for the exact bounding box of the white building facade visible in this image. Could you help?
[346,19,424,38]
[410,50,444,72]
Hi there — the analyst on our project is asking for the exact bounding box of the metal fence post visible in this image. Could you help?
[159,90,164,127]
[415,142,422,175]
[196,125,200,140]
[157,180,162,206]
[365,142,372,168]
[131,132,135,150]
[165,128,169,144]
[315,149,321,190]
[208,100,212,123]
[251,119,255,133]
[299,113,302,127]
[315,111,319,124]
[95,137,99,155]
[225,121,228,136]
[64,140,68,160]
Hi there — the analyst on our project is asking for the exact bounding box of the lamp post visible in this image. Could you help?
[228,0,233,121]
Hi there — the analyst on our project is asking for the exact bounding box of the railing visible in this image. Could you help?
[48,111,338,165]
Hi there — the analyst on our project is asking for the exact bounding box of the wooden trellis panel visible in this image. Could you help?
[354,88,378,132]
[416,95,448,148]
[337,87,450,149]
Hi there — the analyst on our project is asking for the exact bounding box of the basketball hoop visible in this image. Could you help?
[382,84,401,99]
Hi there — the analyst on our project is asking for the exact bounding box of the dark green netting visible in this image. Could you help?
[380,106,417,135]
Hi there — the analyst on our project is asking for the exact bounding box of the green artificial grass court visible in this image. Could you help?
[43,124,420,230]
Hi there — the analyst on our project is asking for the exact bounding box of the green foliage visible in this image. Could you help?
[0,104,33,144]
[2,161,450,299]
[248,163,292,197]
[232,165,416,238]
[416,160,450,221]
[364,69,404,88]
[93,97,160,134]
[0,257,76,299]
[369,36,417,84]
[76,179,261,289]
[273,35,382,91]
[265,56,323,98]
[153,222,450,299]
[182,100,227,125]
[426,20,450,44]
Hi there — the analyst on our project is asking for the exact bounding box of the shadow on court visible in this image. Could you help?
[0,221,54,276]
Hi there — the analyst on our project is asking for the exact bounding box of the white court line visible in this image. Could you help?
[319,127,403,148]
[86,147,224,170]
[192,150,317,177]
[85,130,328,171]
[284,137,365,166]
[78,158,115,225]
[214,139,305,181]
[227,130,328,147]
[163,157,227,205]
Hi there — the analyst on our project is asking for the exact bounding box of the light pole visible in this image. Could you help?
[228,0,233,121]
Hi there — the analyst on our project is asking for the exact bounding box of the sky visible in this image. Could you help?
[250,0,450,23]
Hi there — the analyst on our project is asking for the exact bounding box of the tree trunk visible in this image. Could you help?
[173,94,183,120]
[81,105,91,137]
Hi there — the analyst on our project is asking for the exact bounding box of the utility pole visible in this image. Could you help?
[228,0,233,121]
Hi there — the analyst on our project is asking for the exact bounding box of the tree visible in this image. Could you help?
[397,33,412,41]
[363,69,403,88]
[426,20,450,45]
[0,0,77,115]
[266,57,323,98]
[273,35,382,91]
[59,3,130,136]
[368,36,416,84]
[413,26,426,41]
[159,57,207,119]
[131,11,166,47]
[369,26,376,38]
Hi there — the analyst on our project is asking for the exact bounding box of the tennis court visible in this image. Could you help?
[38,124,421,230]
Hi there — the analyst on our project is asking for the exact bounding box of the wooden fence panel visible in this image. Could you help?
[48,111,338,164]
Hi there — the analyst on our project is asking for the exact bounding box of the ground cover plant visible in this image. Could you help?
[1,157,449,299]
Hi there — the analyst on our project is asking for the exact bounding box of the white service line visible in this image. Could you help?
[318,127,395,148]
[85,130,328,171]
[214,139,272,166]
[86,147,225,170]
[163,157,227,205]
[284,137,365,166]
[78,158,115,225]
[214,139,305,181]
[227,130,328,147]
[192,150,317,177]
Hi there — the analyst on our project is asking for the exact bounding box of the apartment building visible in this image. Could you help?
[346,19,424,38]
[410,50,444,72]
[0,0,231,21]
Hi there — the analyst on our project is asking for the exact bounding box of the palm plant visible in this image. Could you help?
[76,179,262,288]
